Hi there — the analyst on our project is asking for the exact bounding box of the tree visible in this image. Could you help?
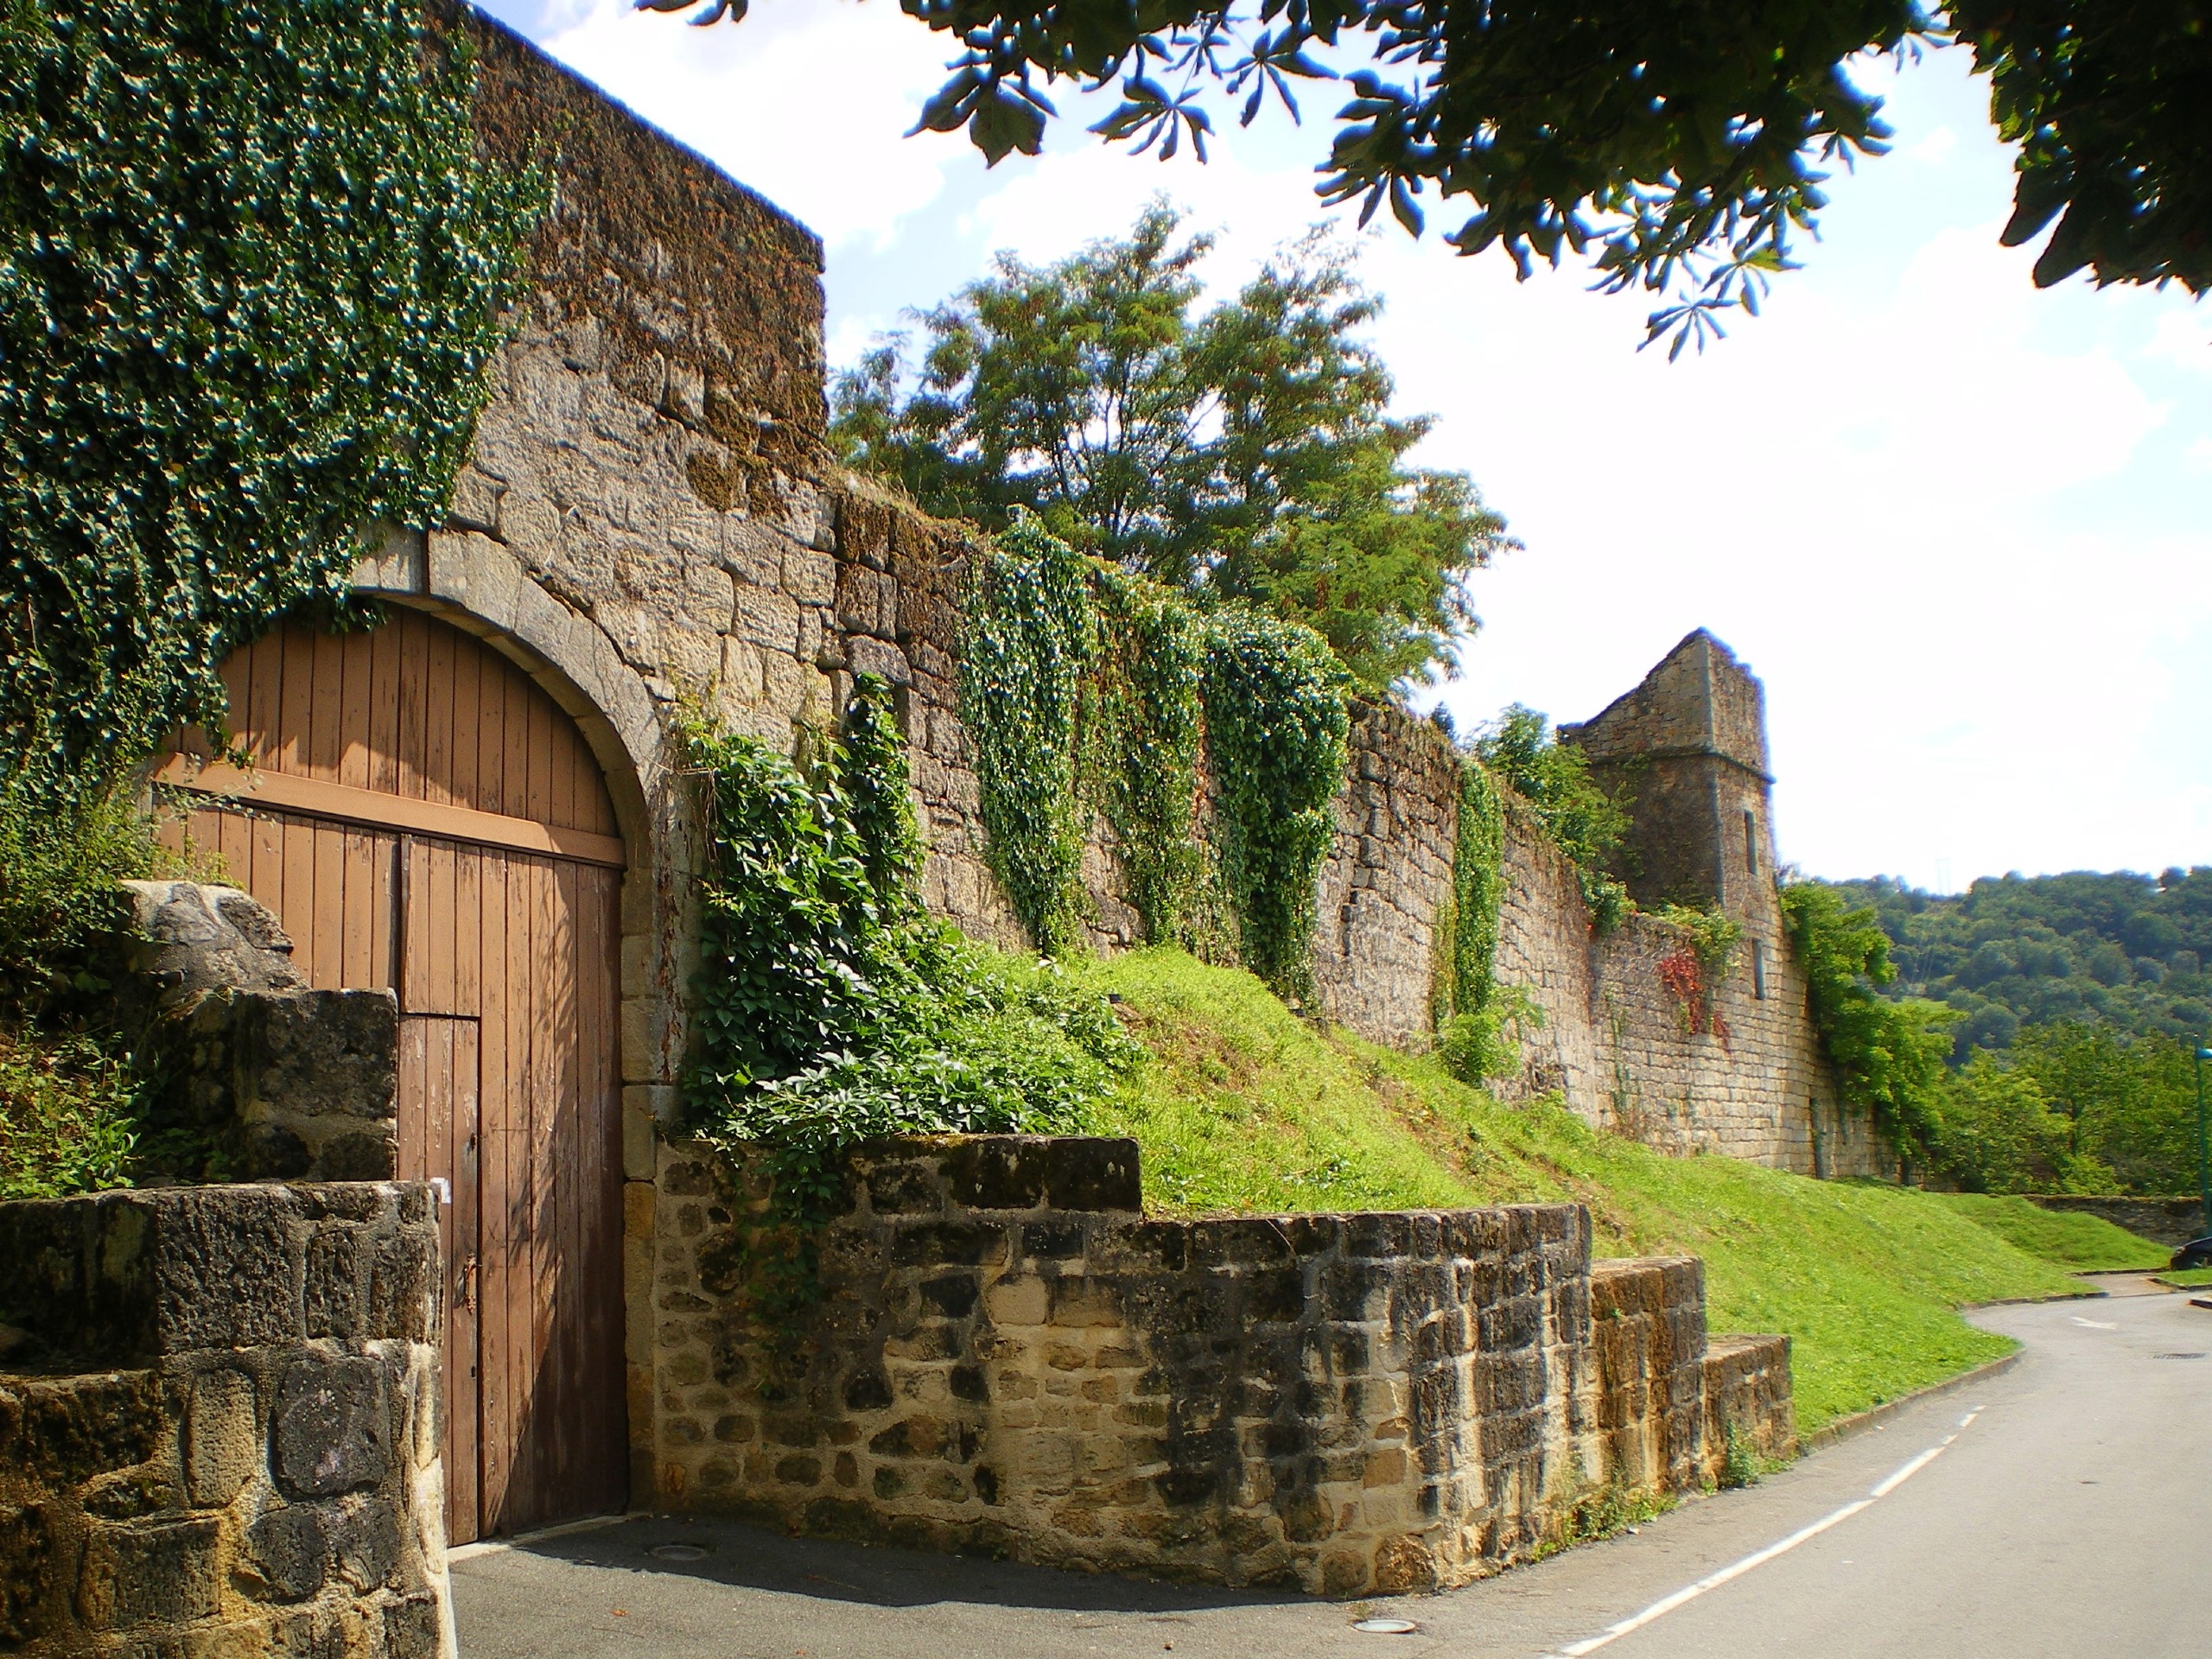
[1780,880,1956,1159]
[1471,705,1629,929]
[833,203,1516,693]
[644,1,2212,353]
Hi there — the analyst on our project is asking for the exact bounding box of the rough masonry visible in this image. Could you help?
[644,1135,1795,1594]
[0,1183,452,1658]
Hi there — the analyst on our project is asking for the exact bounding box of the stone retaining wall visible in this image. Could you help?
[644,1135,1793,1594]
[2024,1194,2205,1249]
[0,1183,451,1658]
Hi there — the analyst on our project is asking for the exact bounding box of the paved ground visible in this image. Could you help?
[453,1277,2210,1658]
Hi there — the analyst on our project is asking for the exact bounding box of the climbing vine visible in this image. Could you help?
[1086,573,1205,946]
[958,521,1350,992]
[958,519,1096,954]
[1654,902,1742,1042]
[0,0,544,799]
[1198,608,1352,996]
[1433,757,1515,1080]
[683,674,1138,1306]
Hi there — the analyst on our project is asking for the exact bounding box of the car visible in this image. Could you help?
[2171,1236,2212,1271]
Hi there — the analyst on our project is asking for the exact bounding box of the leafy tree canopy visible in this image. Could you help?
[1815,868,2212,1058]
[833,203,1515,694]
[644,0,2212,352]
[1470,704,1630,929]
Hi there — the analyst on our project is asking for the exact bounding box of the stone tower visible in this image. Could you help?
[1561,629,1778,928]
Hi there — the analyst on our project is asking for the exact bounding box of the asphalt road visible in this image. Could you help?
[451,1276,2210,1659]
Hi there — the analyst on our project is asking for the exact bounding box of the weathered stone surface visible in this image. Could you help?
[185,1368,261,1506]
[245,1504,331,1604]
[648,1136,1775,1596]
[75,1516,222,1630]
[274,1356,392,1498]
[0,1179,453,1659]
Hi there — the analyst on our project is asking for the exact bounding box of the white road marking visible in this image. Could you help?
[1542,1411,1982,1657]
[2070,1316,2118,1329]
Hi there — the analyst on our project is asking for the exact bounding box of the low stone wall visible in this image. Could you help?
[120,880,402,1183]
[643,1135,1794,1594]
[1701,1335,1796,1477]
[1586,1258,1707,1498]
[2024,1194,2205,1249]
[0,1183,452,1658]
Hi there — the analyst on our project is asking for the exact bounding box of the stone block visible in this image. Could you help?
[274,1356,392,1498]
[245,1504,330,1604]
[75,1516,221,1630]
[185,1367,261,1506]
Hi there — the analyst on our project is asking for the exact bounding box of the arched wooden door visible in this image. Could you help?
[156,612,627,1543]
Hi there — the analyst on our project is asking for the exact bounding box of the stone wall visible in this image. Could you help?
[119,881,403,1184]
[643,1135,1793,1595]
[376,7,1889,1203]
[2024,1194,2204,1249]
[0,1183,451,1658]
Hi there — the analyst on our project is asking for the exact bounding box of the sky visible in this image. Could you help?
[480,0,2212,893]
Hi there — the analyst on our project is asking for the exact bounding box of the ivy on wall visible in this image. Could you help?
[0,0,543,798]
[958,519,1097,955]
[1086,574,1205,947]
[683,674,1136,1305]
[1199,609,1351,996]
[958,520,1351,996]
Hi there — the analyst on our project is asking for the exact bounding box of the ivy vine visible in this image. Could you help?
[958,518,1096,954]
[683,673,1137,1311]
[1085,572,1205,946]
[0,0,543,798]
[958,520,1351,996]
[1198,608,1351,996]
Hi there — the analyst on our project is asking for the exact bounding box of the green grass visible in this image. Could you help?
[1923,1192,2169,1271]
[1074,948,2092,1433]
[2156,1267,2212,1287]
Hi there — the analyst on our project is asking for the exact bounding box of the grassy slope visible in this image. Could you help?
[1923,1193,2168,1271]
[1073,949,2095,1432]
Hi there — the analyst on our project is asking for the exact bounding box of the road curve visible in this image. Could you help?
[452,1278,2211,1659]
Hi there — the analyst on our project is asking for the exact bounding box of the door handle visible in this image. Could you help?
[456,1254,479,1315]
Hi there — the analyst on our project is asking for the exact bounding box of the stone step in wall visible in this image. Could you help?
[644,1134,1796,1595]
[0,1183,451,1659]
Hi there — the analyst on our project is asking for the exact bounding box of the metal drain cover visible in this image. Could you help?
[1351,1618,1419,1635]
[649,1542,709,1561]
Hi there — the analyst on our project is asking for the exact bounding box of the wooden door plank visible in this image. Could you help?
[397,610,429,802]
[368,618,402,797]
[307,818,345,992]
[476,848,515,1534]
[579,862,626,1511]
[526,853,560,1526]
[550,857,582,1519]
[449,1018,484,1548]
[424,837,458,1016]
[278,624,316,779]
[451,633,482,815]
[395,1017,428,1191]
[306,628,343,784]
[340,829,375,990]
[423,618,455,809]
[454,845,482,1019]
[243,633,282,772]
[338,626,373,791]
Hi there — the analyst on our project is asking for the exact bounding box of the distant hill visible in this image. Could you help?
[1815,868,2212,1060]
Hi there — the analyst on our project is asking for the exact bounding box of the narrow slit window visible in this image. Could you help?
[1745,809,1758,875]
[1751,937,1768,1000]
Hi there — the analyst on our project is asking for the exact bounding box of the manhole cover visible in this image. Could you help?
[1351,1618,1419,1635]
[649,1542,709,1561]
[2154,1351,2206,1360]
